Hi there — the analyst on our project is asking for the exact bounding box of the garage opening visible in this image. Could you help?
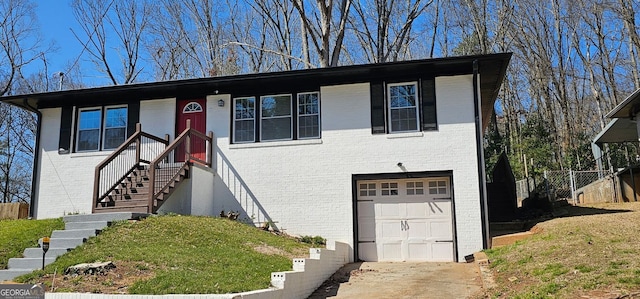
[354,173,456,262]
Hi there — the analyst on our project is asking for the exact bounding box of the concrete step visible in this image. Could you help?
[23,248,70,259]
[63,212,148,223]
[65,221,109,231]
[0,269,34,282]
[47,238,86,249]
[51,229,99,239]
[8,257,56,269]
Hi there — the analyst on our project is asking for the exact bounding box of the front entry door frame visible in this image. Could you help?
[176,98,207,162]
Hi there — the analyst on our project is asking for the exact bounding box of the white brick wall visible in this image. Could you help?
[34,74,485,261]
[36,108,108,217]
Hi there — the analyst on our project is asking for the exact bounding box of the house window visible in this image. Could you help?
[381,182,398,196]
[388,82,419,133]
[359,183,376,197]
[406,181,424,195]
[103,106,128,149]
[183,102,203,113]
[261,94,292,141]
[76,105,128,152]
[76,108,102,151]
[234,97,255,143]
[370,79,436,134]
[232,91,321,143]
[298,92,320,139]
[428,180,448,195]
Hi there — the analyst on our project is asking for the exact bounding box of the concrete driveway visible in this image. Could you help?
[307,262,484,299]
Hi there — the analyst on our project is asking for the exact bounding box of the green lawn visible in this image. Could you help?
[0,218,65,269]
[17,215,314,294]
[484,202,640,298]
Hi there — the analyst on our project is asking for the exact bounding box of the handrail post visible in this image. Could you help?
[92,166,100,213]
[207,131,214,167]
[185,119,191,162]
[135,123,142,165]
[148,162,155,213]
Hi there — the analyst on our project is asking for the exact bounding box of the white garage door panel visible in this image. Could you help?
[357,202,376,241]
[406,219,428,239]
[379,202,401,218]
[406,202,429,218]
[407,241,430,261]
[380,242,403,261]
[357,177,455,262]
[428,201,451,217]
[432,242,454,261]
[359,243,377,261]
[430,220,453,240]
[379,220,402,239]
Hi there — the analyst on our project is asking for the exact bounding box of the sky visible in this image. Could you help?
[35,2,78,75]
[33,1,113,87]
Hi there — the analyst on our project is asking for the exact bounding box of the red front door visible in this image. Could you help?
[177,99,206,162]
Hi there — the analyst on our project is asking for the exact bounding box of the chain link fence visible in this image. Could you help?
[515,170,609,204]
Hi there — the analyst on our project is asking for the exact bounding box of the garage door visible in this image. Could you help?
[357,178,454,262]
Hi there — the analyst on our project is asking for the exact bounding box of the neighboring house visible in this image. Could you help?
[1,53,511,263]
[592,88,640,203]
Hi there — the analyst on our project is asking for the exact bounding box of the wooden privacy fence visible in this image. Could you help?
[0,203,29,219]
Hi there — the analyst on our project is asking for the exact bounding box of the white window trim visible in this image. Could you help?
[233,97,256,144]
[387,81,420,133]
[183,102,203,113]
[297,91,321,140]
[75,106,102,152]
[260,94,293,142]
[102,105,128,151]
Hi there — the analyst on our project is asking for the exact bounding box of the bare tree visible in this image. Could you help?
[348,0,433,63]
[148,0,239,80]
[71,0,151,85]
[292,0,352,67]
[0,0,45,95]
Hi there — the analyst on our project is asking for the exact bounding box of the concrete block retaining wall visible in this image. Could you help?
[45,241,350,299]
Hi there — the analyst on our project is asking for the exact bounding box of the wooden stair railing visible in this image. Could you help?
[148,120,213,213]
[92,123,170,213]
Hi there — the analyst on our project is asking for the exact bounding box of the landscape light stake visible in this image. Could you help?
[42,237,50,270]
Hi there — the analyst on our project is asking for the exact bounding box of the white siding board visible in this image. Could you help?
[140,98,175,139]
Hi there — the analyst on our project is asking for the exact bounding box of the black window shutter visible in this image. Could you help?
[59,106,73,152]
[421,78,437,131]
[127,101,140,137]
[370,81,386,134]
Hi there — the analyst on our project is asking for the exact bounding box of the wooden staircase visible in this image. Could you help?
[93,121,212,214]
[95,164,190,213]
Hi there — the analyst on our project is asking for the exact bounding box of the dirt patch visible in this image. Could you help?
[250,242,309,260]
[37,261,155,293]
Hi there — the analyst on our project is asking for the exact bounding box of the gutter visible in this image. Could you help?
[22,99,41,219]
[473,60,491,249]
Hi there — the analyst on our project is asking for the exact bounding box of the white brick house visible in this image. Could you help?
[2,53,511,262]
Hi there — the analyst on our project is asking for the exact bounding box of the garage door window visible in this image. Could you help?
[359,183,376,196]
[381,182,398,196]
[429,180,448,195]
[406,182,424,195]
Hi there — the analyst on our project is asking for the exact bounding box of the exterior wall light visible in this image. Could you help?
[218,99,225,107]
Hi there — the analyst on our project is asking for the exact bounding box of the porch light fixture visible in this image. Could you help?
[41,237,50,270]
[218,99,225,107]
